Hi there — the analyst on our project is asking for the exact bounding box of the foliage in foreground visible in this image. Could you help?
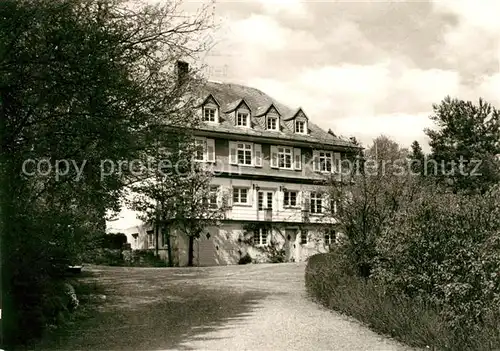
[374,185,500,330]
[0,0,212,346]
[317,125,500,350]
[306,251,500,351]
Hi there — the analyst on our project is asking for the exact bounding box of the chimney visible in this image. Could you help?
[328,129,336,137]
[177,60,189,84]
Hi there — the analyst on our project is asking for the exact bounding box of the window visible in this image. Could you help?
[194,138,215,162]
[319,152,332,172]
[278,147,293,169]
[330,199,337,214]
[233,187,248,205]
[147,230,154,248]
[132,233,139,247]
[300,229,308,244]
[284,191,298,207]
[254,228,268,246]
[237,143,252,165]
[325,231,335,245]
[295,120,305,134]
[206,186,218,209]
[203,107,216,122]
[310,192,322,214]
[267,116,278,130]
[236,112,249,127]
[258,191,273,210]
[194,139,205,161]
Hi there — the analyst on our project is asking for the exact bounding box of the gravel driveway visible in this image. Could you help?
[40,263,413,350]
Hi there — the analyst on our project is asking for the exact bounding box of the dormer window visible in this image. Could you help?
[200,94,220,123]
[267,116,278,130]
[203,107,216,122]
[295,120,306,134]
[236,112,249,127]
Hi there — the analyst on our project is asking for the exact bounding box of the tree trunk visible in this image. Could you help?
[155,222,159,257]
[188,236,194,267]
[165,225,173,267]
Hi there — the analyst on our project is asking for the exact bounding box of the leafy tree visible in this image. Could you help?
[373,184,500,337]
[0,0,212,345]
[326,136,420,277]
[128,136,230,266]
[407,140,425,175]
[425,96,500,194]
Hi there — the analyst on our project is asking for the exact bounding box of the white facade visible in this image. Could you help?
[106,78,357,266]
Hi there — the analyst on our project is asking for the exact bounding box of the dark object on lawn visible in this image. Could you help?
[49,257,83,275]
[238,253,252,265]
[67,265,83,274]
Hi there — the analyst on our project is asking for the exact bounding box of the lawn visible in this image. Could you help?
[34,266,268,350]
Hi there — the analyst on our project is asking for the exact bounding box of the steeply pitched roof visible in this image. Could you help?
[284,107,308,121]
[197,80,357,148]
[195,93,220,108]
[255,103,281,117]
[223,98,251,113]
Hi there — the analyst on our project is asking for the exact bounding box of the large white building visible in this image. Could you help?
[107,66,358,266]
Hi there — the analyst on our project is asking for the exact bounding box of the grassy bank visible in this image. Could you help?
[305,253,500,351]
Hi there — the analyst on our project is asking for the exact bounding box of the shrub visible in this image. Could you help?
[128,250,167,267]
[306,253,466,350]
[81,248,123,266]
[238,253,252,265]
[373,187,500,331]
[267,246,286,263]
[306,186,500,350]
[101,233,128,250]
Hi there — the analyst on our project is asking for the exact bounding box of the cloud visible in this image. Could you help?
[332,112,435,152]
[255,0,309,19]
[431,0,500,31]
[247,56,461,149]
[430,0,500,89]
[200,1,500,149]
[249,61,459,119]
[230,14,287,51]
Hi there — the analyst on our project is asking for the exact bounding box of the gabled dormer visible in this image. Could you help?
[199,94,220,124]
[224,99,251,128]
[255,103,281,131]
[291,108,308,135]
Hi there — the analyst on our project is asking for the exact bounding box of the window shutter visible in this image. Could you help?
[303,191,310,211]
[229,141,237,164]
[247,187,253,206]
[312,150,319,172]
[293,148,302,170]
[270,146,279,168]
[206,139,215,162]
[323,193,329,213]
[330,153,334,173]
[227,188,233,207]
[334,152,341,173]
[254,144,262,167]
[277,189,283,210]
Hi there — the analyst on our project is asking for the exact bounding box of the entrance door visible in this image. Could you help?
[285,228,298,262]
[257,191,274,220]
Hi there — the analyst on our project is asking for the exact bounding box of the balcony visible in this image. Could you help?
[222,206,319,223]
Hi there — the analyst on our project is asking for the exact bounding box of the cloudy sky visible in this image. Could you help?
[178,0,500,151]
